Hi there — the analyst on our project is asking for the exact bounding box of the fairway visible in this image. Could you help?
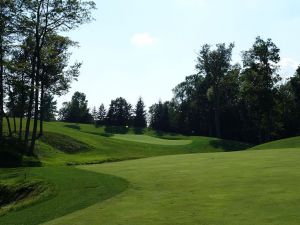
[111,134,192,145]
[42,149,300,225]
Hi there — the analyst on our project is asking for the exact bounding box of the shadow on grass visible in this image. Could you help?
[82,131,114,138]
[104,126,129,134]
[0,138,42,168]
[133,127,144,135]
[209,139,253,152]
[64,124,81,130]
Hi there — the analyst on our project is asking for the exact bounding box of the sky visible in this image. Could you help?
[59,0,300,110]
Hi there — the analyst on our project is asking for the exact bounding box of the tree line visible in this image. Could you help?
[58,36,300,145]
[149,37,300,144]
[0,0,96,154]
[59,92,148,129]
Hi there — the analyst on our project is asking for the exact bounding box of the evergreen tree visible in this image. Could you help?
[97,103,107,125]
[134,97,147,128]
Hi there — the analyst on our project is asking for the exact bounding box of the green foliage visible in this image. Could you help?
[134,97,147,128]
[59,92,93,123]
[106,97,132,126]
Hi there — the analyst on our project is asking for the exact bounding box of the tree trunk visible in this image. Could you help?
[19,74,26,141]
[19,116,23,141]
[24,71,35,149]
[30,79,39,152]
[214,89,221,138]
[39,80,45,137]
[13,116,16,133]
[0,42,3,142]
[5,114,12,137]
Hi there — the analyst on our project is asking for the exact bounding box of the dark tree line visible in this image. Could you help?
[59,93,148,129]
[149,37,300,144]
[0,0,96,154]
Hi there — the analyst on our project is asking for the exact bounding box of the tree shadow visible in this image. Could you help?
[133,127,144,135]
[82,131,114,138]
[104,126,129,134]
[64,124,81,130]
[0,138,41,168]
[209,139,252,152]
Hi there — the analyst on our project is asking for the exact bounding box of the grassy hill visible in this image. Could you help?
[3,121,300,225]
[2,120,252,166]
[251,136,300,150]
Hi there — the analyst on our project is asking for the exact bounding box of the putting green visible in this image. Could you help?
[43,149,300,225]
[111,134,192,145]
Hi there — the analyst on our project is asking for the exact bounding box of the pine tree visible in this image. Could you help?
[134,97,147,128]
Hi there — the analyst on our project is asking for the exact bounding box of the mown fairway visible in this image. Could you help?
[42,148,300,225]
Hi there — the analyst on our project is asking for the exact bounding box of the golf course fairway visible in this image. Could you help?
[42,148,300,225]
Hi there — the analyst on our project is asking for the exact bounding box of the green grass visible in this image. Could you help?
[0,167,128,225]
[2,120,252,166]
[252,136,300,150]
[20,121,250,166]
[3,119,278,225]
[42,149,300,225]
[111,134,192,145]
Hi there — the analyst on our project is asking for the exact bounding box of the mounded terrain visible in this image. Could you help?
[1,121,300,225]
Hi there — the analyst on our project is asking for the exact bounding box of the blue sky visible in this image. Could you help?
[59,0,300,110]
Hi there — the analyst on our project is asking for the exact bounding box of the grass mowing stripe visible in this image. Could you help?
[0,167,128,225]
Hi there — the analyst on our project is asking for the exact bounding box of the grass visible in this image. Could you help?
[111,134,193,145]
[7,120,296,225]
[251,136,300,150]
[0,167,128,225]
[42,148,300,225]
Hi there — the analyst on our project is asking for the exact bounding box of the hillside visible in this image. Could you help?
[251,136,300,150]
[2,120,252,166]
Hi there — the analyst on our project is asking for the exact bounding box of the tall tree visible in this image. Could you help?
[59,92,92,123]
[195,43,234,138]
[106,97,132,126]
[20,0,96,153]
[0,0,17,141]
[240,36,280,142]
[97,103,107,125]
[134,97,147,128]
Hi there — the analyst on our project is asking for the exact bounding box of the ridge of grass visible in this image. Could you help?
[251,136,300,150]
[0,167,128,225]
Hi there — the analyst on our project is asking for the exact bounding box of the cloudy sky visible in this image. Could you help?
[60,0,300,109]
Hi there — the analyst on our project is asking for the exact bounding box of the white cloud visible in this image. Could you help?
[131,33,156,47]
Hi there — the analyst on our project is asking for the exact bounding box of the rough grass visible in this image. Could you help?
[0,167,128,225]
[40,132,91,154]
[43,149,300,225]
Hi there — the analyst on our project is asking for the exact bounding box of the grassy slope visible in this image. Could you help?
[0,167,128,225]
[252,136,300,150]
[43,149,300,225]
[33,121,251,165]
